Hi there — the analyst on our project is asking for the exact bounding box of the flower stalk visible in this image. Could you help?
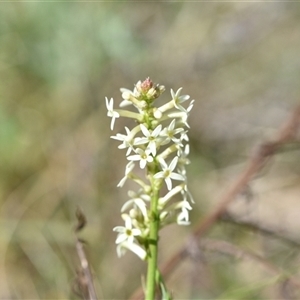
[146,187,160,300]
[106,78,194,299]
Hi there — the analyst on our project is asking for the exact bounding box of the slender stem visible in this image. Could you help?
[75,239,98,300]
[145,188,160,300]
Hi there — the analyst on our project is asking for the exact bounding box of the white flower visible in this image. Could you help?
[187,99,195,112]
[167,111,189,128]
[135,124,162,156]
[154,98,177,117]
[171,88,190,112]
[117,161,135,188]
[154,156,185,190]
[120,89,147,111]
[181,183,194,204]
[127,148,153,169]
[158,184,183,207]
[176,200,192,225]
[116,241,147,260]
[160,119,184,146]
[177,144,190,168]
[119,99,132,108]
[167,99,194,129]
[105,97,120,130]
[132,81,143,98]
[153,108,163,119]
[111,126,140,156]
[159,196,192,226]
[121,197,148,222]
[119,89,133,107]
[113,214,141,244]
[128,189,151,202]
[119,88,135,107]
[180,130,189,142]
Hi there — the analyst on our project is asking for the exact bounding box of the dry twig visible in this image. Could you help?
[74,207,98,300]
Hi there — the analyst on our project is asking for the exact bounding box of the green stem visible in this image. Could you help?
[145,188,160,300]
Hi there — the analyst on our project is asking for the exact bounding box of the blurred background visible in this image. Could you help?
[1,2,300,299]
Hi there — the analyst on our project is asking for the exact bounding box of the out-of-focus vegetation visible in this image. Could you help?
[1,2,300,299]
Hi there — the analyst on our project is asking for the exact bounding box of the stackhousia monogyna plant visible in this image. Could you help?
[106,78,194,299]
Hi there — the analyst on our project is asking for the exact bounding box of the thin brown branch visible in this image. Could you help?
[75,238,98,300]
[129,105,300,300]
[74,207,98,300]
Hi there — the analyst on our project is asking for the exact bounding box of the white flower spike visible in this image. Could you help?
[106,78,194,260]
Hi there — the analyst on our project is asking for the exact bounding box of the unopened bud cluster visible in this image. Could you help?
[106,78,194,260]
